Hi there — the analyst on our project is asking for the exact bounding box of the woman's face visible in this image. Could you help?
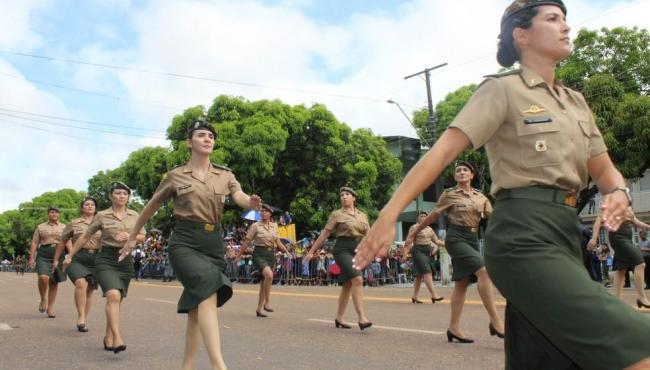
[110,189,130,207]
[261,208,272,221]
[453,165,474,185]
[340,191,355,207]
[47,210,60,223]
[417,213,427,223]
[515,5,571,62]
[187,129,215,156]
[81,200,96,215]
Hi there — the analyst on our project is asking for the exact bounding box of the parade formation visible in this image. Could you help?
[4,1,650,369]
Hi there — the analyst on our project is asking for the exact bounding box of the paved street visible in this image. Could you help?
[1,272,647,369]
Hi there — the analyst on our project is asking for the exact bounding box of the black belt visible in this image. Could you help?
[496,187,577,208]
[255,245,274,250]
[337,236,362,241]
[39,244,56,248]
[80,249,98,254]
[448,224,478,233]
[176,220,221,233]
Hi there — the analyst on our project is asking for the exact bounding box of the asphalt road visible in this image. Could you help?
[1,272,647,369]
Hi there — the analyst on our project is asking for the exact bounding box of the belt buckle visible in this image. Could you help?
[470,227,477,233]
[204,223,215,232]
[564,192,577,207]
[87,249,96,254]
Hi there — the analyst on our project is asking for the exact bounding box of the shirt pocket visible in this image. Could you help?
[516,116,563,167]
[576,119,592,159]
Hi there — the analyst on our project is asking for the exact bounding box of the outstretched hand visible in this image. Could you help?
[353,216,395,270]
[118,238,137,262]
[600,191,630,232]
[249,194,262,210]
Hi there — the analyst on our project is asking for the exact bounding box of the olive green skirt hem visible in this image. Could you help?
[333,238,362,284]
[411,244,433,276]
[252,247,275,272]
[610,224,644,270]
[66,250,98,289]
[445,225,483,282]
[35,246,67,283]
[95,247,133,298]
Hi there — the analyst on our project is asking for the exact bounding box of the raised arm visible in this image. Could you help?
[231,190,261,211]
[587,153,630,231]
[118,200,163,261]
[304,229,333,261]
[632,216,650,230]
[63,234,90,271]
[587,214,603,251]
[275,238,289,254]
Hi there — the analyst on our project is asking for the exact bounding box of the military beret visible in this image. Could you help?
[501,0,566,28]
[339,186,357,197]
[261,203,274,213]
[47,206,61,213]
[187,118,216,138]
[110,181,132,194]
[455,161,476,174]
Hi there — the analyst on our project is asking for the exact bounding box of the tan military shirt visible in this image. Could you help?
[245,221,279,247]
[433,187,492,228]
[408,224,436,246]
[450,65,608,195]
[61,217,101,250]
[324,208,370,238]
[150,163,243,224]
[32,222,66,246]
[85,208,146,248]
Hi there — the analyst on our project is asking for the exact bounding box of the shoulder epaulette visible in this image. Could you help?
[211,163,232,171]
[483,69,521,79]
[443,186,457,193]
[168,162,186,171]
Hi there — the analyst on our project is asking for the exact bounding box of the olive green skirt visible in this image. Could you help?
[35,245,67,283]
[610,224,644,271]
[95,247,133,298]
[66,249,98,289]
[333,237,362,283]
[252,246,275,272]
[411,244,433,276]
[168,221,232,313]
[445,224,483,281]
[485,194,650,370]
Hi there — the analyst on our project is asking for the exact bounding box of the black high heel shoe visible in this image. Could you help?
[38,304,46,313]
[637,299,650,309]
[489,324,505,339]
[256,310,267,318]
[411,297,423,304]
[335,319,352,329]
[47,313,56,319]
[103,338,114,351]
[77,323,88,333]
[358,322,373,331]
[431,297,444,303]
[263,306,274,312]
[446,329,474,343]
[113,344,126,354]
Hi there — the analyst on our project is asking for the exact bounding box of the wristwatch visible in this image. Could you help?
[611,187,632,206]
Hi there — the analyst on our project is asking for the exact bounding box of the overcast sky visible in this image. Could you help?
[1,0,648,211]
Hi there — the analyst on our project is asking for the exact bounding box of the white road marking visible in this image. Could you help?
[0,323,15,331]
[144,298,176,304]
[307,319,445,335]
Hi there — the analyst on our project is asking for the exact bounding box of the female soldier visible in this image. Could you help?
[28,206,66,318]
[53,197,101,332]
[403,211,444,304]
[304,187,372,330]
[589,208,650,308]
[407,162,504,343]
[120,119,261,370]
[354,1,650,368]
[235,204,289,317]
[63,182,145,354]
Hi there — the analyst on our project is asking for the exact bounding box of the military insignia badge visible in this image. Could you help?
[523,105,546,114]
[535,140,547,152]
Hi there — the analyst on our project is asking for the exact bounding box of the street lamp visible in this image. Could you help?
[386,99,431,148]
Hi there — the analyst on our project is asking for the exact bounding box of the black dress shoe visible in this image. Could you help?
[256,311,267,318]
[432,297,444,303]
[335,319,351,329]
[411,297,423,304]
[113,344,126,354]
[77,324,88,333]
[446,329,474,343]
[47,314,56,319]
[358,322,373,331]
[637,299,650,308]
[489,324,505,339]
[103,338,114,351]
[263,306,274,312]
[38,304,46,313]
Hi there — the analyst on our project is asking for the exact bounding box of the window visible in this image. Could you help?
[639,171,650,192]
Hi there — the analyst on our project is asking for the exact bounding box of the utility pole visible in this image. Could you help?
[404,62,448,232]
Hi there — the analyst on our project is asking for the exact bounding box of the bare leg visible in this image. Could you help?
[336,281,352,324]
[422,273,442,300]
[74,278,88,325]
[196,294,227,370]
[256,276,266,312]
[262,267,273,309]
[105,290,124,347]
[350,276,370,323]
[449,277,470,336]
[614,270,626,298]
[46,279,58,316]
[475,267,504,333]
[85,285,93,321]
[633,263,650,304]
[38,275,48,310]
[412,275,422,300]
[623,357,650,370]
[181,309,201,370]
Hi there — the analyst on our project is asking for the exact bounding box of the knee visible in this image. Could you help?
[38,276,49,284]
[105,290,121,303]
[263,269,274,280]
[75,279,88,289]
[350,277,363,287]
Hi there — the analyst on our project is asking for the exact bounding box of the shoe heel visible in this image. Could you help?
[256,311,267,318]
[334,319,351,329]
[446,330,453,342]
[358,322,372,331]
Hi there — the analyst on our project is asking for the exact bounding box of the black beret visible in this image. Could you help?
[455,161,476,174]
[187,118,216,138]
[339,186,357,197]
[47,206,61,213]
[501,0,566,34]
[110,181,132,194]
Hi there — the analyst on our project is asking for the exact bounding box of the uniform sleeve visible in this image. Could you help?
[84,215,103,238]
[32,226,41,244]
[149,172,175,204]
[61,224,74,242]
[450,77,508,149]
[483,196,494,217]
[228,172,243,195]
[575,91,608,158]
[323,211,339,232]
[245,223,257,241]
[432,192,451,215]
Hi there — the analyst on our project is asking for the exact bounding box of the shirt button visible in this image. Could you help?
[562,110,568,114]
